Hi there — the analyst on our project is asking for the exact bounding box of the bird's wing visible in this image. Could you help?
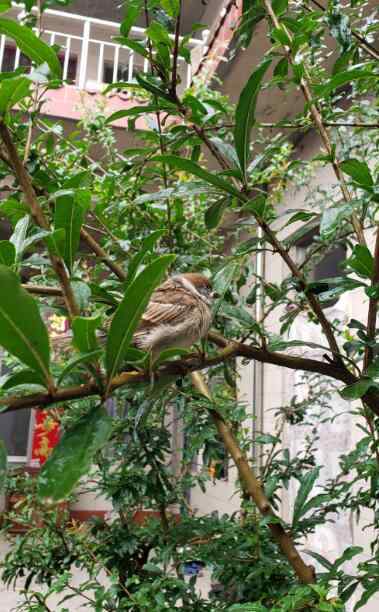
[136,278,196,330]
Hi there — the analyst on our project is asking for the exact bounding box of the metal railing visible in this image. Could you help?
[2,5,208,91]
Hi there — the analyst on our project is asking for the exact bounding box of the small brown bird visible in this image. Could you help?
[133,273,214,361]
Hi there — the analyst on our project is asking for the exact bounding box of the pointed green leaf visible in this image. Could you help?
[234,59,271,179]
[120,0,143,37]
[204,198,228,230]
[9,215,29,261]
[1,368,46,390]
[0,18,61,78]
[72,316,101,353]
[161,0,179,17]
[340,159,373,187]
[106,254,175,385]
[126,229,166,288]
[0,76,31,115]
[292,467,320,526]
[346,245,374,279]
[105,104,177,125]
[37,405,113,501]
[0,265,51,387]
[54,195,87,272]
[313,66,374,100]
[0,240,15,266]
[340,378,375,400]
[57,349,103,385]
[155,155,242,198]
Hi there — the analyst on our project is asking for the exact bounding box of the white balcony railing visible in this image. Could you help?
[1,6,208,92]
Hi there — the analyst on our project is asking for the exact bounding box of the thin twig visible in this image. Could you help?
[309,0,379,62]
[0,122,80,323]
[262,0,366,248]
[363,227,379,370]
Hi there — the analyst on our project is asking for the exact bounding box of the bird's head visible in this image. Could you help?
[177,273,215,305]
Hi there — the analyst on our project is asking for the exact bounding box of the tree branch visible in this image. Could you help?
[363,227,379,370]
[80,227,127,282]
[0,332,363,414]
[262,0,366,248]
[308,0,379,62]
[22,284,63,297]
[190,371,315,584]
[0,122,80,320]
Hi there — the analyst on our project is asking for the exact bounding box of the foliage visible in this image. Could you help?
[0,0,377,609]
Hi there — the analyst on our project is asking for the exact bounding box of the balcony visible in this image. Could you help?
[1,5,208,126]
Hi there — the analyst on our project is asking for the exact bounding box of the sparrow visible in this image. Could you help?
[133,273,214,361]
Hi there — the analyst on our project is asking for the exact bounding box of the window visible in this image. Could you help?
[0,358,33,462]
[1,45,78,82]
[103,61,133,85]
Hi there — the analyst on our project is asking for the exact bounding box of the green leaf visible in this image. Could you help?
[9,214,29,262]
[0,1,11,13]
[120,0,143,37]
[339,581,359,604]
[57,349,103,385]
[155,155,242,199]
[0,265,51,387]
[334,546,363,569]
[244,194,267,218]
[44,227,65,258]
[313,66,374,99]
[147,21,172,48]
[126,230,166,288]
[154,347,190,367]
[234,59,271,179]
[161,0,179,17]
[303,550,333,572]
[273,57,288,77]
[105,104,176,125]
[0,18,61,78]
[292,467,320,526]
[106,254,175,384]
[114,36,150,60]
[72,316,101,353]
[345,245,374,278]
[71,281,91,310]
[204,198,228,230]
[0,240,15,266]
[272,0,288,17]
[1,368,46,390]
[340,378,375,399]
[0,440,7,494]
[213,262,240,297]
[54,195,87,272]
[0,76,31,115]
[135,74,173,103]
[237,0,266,49]
[340,159,373,187]
[320,203,352,238]
[37,404,113,502]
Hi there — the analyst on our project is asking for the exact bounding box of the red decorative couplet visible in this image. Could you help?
[30,410,60,466]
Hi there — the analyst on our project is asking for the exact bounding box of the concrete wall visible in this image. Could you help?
[233,128,379,611]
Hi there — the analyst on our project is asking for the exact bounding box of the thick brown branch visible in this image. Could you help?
[0,333,363,415]
[190,371,315,584]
